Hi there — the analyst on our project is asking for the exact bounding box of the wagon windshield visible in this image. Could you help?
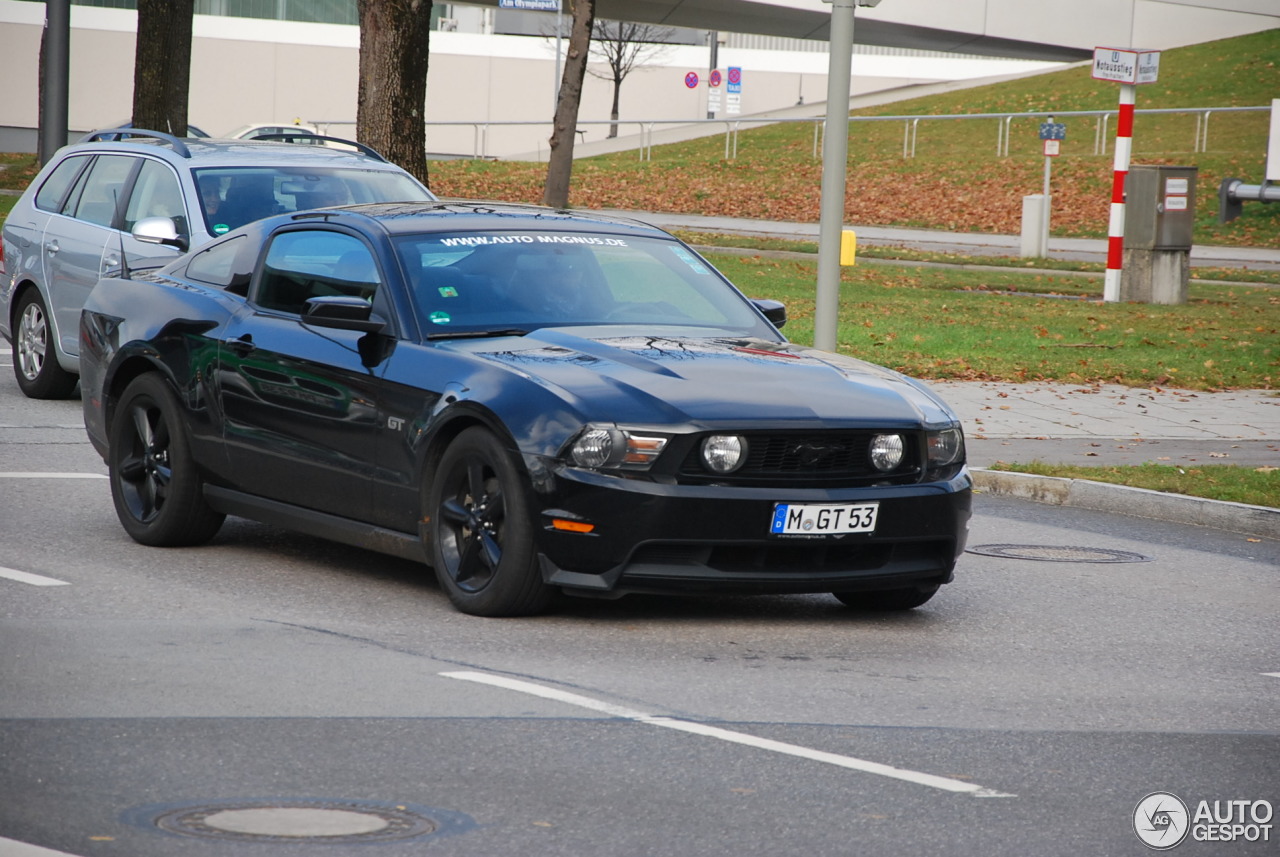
[393,231,779,339]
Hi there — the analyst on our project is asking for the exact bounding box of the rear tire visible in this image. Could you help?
[108,373,224,546]
[428,427,550,617]
[12,290,78,399]
[833,584,940,611]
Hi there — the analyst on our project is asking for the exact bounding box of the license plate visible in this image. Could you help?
[770,502,878,535]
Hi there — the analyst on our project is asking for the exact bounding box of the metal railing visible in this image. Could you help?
[314,105,1270,162]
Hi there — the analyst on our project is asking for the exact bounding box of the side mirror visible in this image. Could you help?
[752,298,787,329]
[132,216,188,252]
[303,295,387,333]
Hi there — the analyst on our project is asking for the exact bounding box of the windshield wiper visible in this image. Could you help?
[427,328,530,340]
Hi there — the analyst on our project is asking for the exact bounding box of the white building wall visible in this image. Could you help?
[0,0,1067,158]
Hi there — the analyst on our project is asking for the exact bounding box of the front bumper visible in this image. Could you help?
[529,461,972,597]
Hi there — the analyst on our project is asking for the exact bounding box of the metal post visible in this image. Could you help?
[814,0,859,353]
[553,0,563,112]
[707,31,719,120]
[39,0,71,165]
[1042,155,1052,258]
[1041,114,1054,257]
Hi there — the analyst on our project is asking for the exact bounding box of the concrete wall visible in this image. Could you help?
[0,0,1066,159]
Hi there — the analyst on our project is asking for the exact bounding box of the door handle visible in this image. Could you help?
[224,334,256,355]
[44,239,60,256]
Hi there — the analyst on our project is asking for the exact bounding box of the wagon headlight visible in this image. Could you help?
[927,427,964,467]
[869,433,905,471]
[568,427,668,470]
[701,434,746,474]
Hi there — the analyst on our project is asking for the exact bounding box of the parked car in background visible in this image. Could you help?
[0,128,434,398]
[79,201,972,617]
[225,122,321,141]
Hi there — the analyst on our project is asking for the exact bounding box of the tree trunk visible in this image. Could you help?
[608,75,621,139]
[357,0,433,188]
[542,0,595,209]
[131,0,193,136]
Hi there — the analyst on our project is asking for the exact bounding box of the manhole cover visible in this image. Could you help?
[133,798,468,844]
[966,544,1154,563]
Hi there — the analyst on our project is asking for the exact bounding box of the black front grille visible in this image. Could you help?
[676,431,920,486]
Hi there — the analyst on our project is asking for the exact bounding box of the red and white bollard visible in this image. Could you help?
[1104,83,1136,302]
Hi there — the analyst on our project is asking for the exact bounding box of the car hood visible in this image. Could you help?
[454,328,958,429]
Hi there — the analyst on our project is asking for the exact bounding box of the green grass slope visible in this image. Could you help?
[433,29,1280,247]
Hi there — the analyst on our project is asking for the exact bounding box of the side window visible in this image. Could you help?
[255,231,381,315]
[124,159,187,235]
[69,155,136,228]
[185,236,255,293]
[34,156,91,212]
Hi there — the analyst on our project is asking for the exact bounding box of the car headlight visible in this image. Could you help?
[869,433,905,471]
[568,427,667,470]
[927,427,964,467]
[701,434,746,473]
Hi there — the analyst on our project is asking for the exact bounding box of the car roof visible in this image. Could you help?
[67,130,402,170]
[302,201,676,239]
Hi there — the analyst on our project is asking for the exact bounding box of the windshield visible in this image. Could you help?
[194,166,431,236]
[393,231,781,340]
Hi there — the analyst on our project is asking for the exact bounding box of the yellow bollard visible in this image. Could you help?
[839,229,857,266]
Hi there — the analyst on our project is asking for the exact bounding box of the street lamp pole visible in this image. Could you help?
[815,0,880,352]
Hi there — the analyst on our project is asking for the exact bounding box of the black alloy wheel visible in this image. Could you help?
[108,373,224,546]
[429,427,549,617]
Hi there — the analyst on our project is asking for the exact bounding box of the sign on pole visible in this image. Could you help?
[498,0,559,9]
[1091,47,1160,85]
[684,71,700,89]
[726,67,742,115]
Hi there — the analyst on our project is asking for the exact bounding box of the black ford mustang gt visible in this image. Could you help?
[80,201,971,616]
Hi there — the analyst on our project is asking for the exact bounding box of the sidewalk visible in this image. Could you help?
[932,382,1280,468]
[591,208,1280,272]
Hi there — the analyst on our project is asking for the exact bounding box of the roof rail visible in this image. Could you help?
[247,133,388,162]
[79,128,192,158]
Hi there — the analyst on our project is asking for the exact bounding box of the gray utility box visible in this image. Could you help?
[1120,165,1198,304]
[1124,165,1198,250]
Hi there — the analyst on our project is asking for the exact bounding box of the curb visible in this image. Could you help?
[971,469,1280,540]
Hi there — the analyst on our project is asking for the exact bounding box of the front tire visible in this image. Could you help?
[833,584,940,611]
[12,290,78,399]
[428,427,550,617]
[108,373,224,546]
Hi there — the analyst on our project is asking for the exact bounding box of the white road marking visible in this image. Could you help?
[1263,673,1280,679]
[0,836,86,856]
[441,670,1014,797]
[0,472,107,479]
[0,566,70,587]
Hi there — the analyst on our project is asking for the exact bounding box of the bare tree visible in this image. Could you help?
[131,0,193,136]
[588,20,674,139]
[542,0,595,209]
[357,0,433,187]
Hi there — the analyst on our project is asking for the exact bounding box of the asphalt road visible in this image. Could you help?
[1,362,1277,857]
